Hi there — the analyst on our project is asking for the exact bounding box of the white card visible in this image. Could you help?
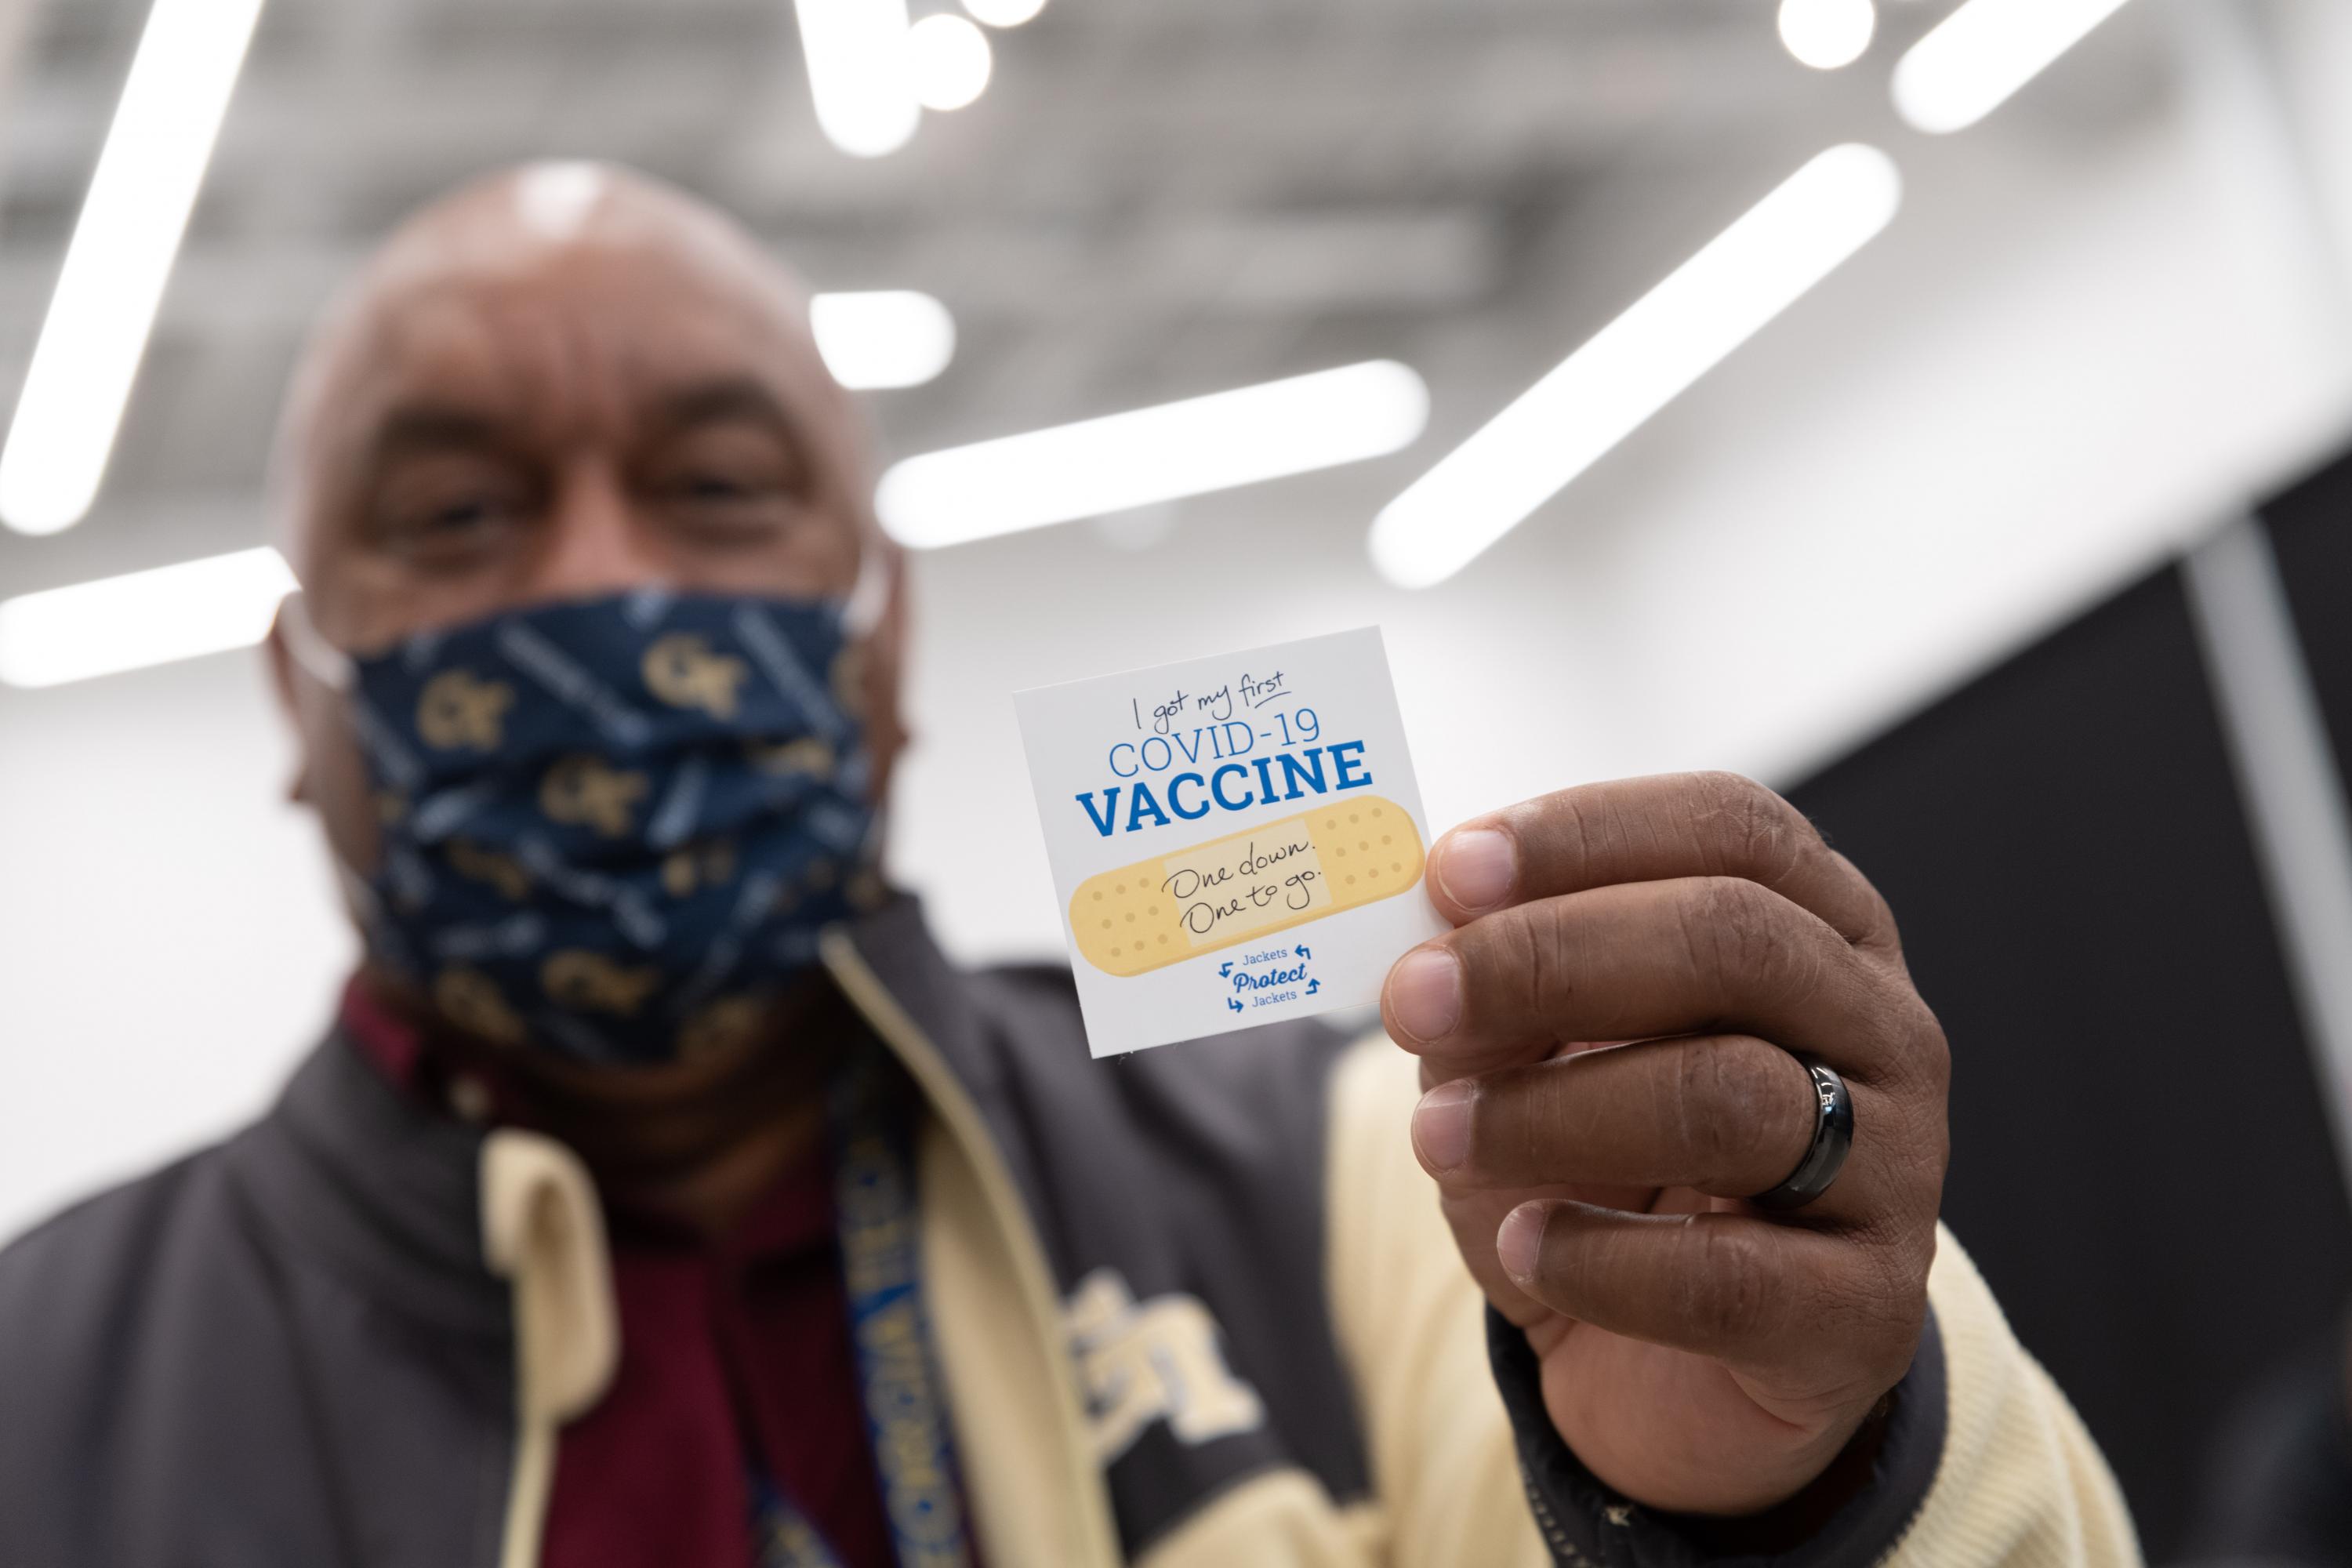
[1014,627,1449,1058]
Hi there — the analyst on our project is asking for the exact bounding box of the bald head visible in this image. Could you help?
[270,161,879,642]
[313,162,806,329]
[267,162,906,887]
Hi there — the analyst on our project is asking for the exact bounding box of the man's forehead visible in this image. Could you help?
[271,163,855,577]
[303,163,808,398]
[336,261,804,416]
[360,376,805,474]
[365,163,800,310]
[343,204,800,379]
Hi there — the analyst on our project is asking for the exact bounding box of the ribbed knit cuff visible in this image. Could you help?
[1487,1307,1947,1568]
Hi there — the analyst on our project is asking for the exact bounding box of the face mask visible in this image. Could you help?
[288,588,881,1066]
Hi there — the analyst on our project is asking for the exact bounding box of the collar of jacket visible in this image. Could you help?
[228,893,1120,1568]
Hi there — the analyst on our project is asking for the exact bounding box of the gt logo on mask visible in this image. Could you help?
[416,670,516,751]
[644,633,750,719]
[541,950,662,1016]
[540,755,649,837]
[434,967,528,1045]
[342,591,878,1065]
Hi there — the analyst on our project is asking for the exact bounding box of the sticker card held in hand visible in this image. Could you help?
[1015,627,1447,1057]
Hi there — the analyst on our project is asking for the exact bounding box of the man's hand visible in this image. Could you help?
[1381,773,1948,1517]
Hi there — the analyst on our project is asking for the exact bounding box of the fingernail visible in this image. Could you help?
[1386,947,1462,1042]
[1411,1080,1475,1172]
[1497,1203,1548,1284]
[1436,829,1515,912]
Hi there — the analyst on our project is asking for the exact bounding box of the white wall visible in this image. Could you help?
[0,655,354,1239]
[5,0,2352,1243]
[899,14,2352,963]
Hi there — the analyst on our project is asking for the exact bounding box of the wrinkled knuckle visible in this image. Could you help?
[1850,1242,1933,1381]
[1690,1223,1774,1344]
[1690,770,1770,816]
[1512,787,1600,882]
[1871,990,1949,1094]
[1681,1040,1788,1178]
[1465,899,1567,1032]
[1526,1061,1587,1151]
[1681,876,1781,985]
[1552,790,1600,880]
[1683,873,1750,942]
[1858,1091,1948,1218]
[1672,1045,1736,1174]
[1693,771,1810,878]
[1910,1000,1952,1087]
[1737,1042,1808,1174]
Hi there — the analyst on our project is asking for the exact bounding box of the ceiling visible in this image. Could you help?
[0,0,2176,599]
[13,0,2347,1243]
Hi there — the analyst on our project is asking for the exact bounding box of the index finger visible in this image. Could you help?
[1425,771,1897,956]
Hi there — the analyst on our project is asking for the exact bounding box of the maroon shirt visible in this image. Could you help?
[340,979,895,1568]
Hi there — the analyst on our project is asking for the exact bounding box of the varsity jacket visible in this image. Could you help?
[0,896,2137,1567]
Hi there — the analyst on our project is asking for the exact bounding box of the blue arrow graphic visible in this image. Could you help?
[1218,961,1233,978]
[1294,944,1312,960]
[1227,997,1244,1014]
[1305,978,1322,995]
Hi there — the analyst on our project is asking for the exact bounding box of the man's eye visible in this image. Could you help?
[420,497,511,532]
[655,468,801,538]
[399,492,521,540]
[679,471,757,501]
[372,477,533,561]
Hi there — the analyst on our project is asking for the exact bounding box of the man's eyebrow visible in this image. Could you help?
[365,405,514,465]
[653,378,797,436]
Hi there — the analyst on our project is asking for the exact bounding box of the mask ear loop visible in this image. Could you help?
[838,538,897,900]
[275,589,403,953]
[278,590,356,693]
[840,536,895,643]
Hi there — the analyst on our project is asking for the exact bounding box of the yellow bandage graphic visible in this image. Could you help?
[1070,796,1424,977]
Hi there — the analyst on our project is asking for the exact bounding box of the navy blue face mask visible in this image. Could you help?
[289,588,882,1066]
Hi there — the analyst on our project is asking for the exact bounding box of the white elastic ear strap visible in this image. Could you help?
[842,537,895,641]
[278,591,355,691]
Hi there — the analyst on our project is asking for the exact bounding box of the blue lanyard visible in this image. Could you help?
[750,1478,852,1568]
[751,1050,974,1568]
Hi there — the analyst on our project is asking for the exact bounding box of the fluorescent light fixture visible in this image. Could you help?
[906,13,992,112]
[1893,0,2138,135]
[963,0,1045,27]
[811,290,956,390]
[0,0,267,538]
[0,547,295,688]
[877,361,1429,550]
[1370,143,1900,590]
[793,0,920,158]
[1778,0,1875,70]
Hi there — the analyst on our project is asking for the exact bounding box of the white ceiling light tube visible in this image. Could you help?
[906,13,992,111]
[962,0,1045,27]
[1893,0,2139,135]
[0,546,296,689]
[1778,0,1876,71]
[0,0,267,537]
[1369,143,1901,590]
[811,290,956,390]
[793,0,920,158]
[877,361,1430,550]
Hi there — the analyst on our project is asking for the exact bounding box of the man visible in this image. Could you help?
[0,163,2136,1567]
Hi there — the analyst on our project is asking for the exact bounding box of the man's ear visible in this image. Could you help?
[264,604,311,806]
[858,541,911,808]
[268,599,384,873]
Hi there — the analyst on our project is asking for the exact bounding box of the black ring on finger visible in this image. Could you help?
[1748,1060,1854,1211]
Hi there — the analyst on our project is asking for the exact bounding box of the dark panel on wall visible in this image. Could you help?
[1787,565,2352,1559]
[2265,442,2352,785]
